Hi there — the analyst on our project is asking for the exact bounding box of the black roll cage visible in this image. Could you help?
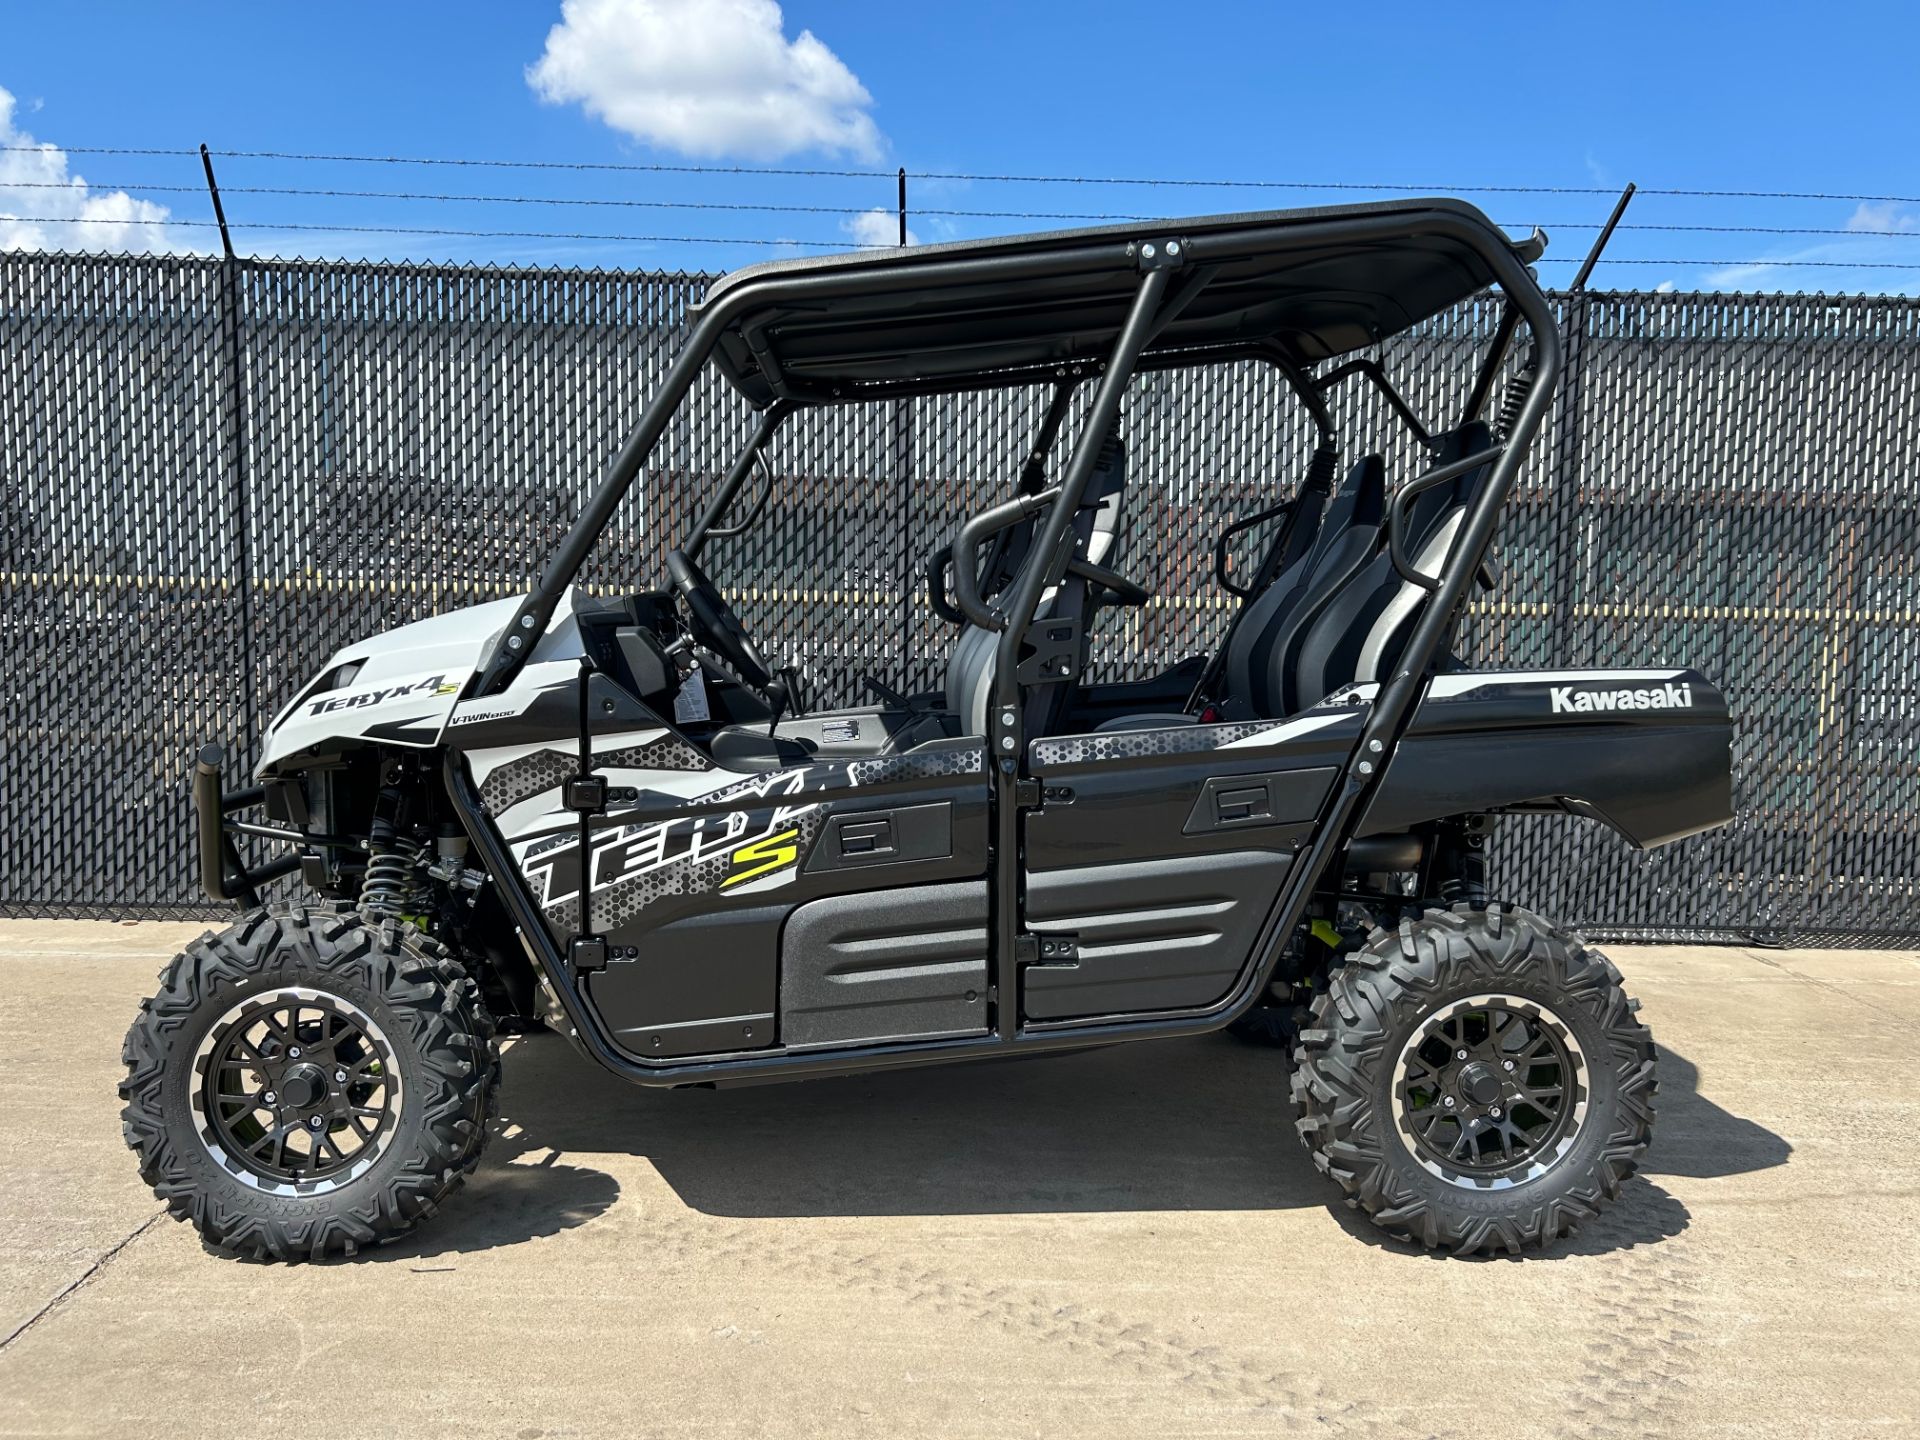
[439,208,1561,1087]
[686,336,1341,560]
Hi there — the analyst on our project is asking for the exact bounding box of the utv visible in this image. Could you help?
[122,199,1733,1260]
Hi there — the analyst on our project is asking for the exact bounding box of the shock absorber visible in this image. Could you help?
[361,787,427,920]
[1436,815,1492,907]
[360,836,424,919]
[1494,360,1538,443]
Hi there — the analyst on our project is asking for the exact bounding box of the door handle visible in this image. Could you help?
[837,817,895,856]
[1216,784,1271,824]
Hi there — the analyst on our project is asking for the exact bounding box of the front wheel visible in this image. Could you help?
[1290,903,1655,1254]
[120,904,497,1261]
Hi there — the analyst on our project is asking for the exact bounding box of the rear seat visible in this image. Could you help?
[1089,449,1348,733]
[1095,423,1496,730]
[1288,423,1494,711]
[1218,454,1386,720]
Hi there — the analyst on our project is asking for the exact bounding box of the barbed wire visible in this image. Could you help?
[5,143,1920,205]
[4,180,1918,241]
[0,215,871,248]
[7,145,1920,271]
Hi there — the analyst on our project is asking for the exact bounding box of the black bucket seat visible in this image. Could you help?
[1221,422,1495,718]
[708,436,1130,769]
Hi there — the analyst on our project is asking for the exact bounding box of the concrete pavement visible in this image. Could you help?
[1,919,1915,1438]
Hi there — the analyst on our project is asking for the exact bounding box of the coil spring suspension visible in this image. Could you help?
[1494,364,1537,442]
[1435,818,1491,907]
[361,835,427,920]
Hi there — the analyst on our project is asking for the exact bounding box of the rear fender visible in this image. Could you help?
[1356,668,1733,849]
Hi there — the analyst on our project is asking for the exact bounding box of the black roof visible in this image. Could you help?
[697,198,1543,405]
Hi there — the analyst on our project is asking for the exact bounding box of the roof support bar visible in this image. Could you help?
[1018,380,1080,492]
[1313,357,1432,449]
[984,256,1208,1042]
[1141,340,1335,443]
[686,398,795,558]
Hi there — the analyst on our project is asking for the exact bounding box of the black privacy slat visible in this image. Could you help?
[3,253,1915,943]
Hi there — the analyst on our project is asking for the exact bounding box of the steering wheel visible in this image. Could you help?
[665,548,774,691]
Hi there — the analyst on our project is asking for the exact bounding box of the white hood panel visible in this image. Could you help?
[257,590,583,776]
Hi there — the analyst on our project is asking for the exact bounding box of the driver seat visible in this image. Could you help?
[944,434,1129,736]
[706,438,1129,771]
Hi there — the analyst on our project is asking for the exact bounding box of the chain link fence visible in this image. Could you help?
[4,251,1916,941]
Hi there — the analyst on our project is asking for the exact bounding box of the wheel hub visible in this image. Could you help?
[277,1062,327,1109]
[1391,992,1589,1191]
[188,987,403,1196]
[1456,1060,1504,1108]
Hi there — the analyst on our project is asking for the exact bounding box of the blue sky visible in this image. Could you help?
[3,0,1917,292]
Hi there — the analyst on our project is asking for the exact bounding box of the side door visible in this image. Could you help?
[1018,709,1362,1021]
[453,665,993,1062]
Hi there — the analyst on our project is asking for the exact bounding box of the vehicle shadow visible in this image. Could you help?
[327,1125,624,1265]
[1646,1047,1794,1180]
[368,1027,1788,1262]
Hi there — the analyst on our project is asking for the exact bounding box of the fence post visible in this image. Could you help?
[891,168,912,661]
[200,146,255,761]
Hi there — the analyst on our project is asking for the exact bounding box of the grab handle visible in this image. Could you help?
[1387,445,1504,593]
[949,485,1061,630]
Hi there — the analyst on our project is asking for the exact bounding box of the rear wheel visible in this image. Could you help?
[121,904,496,1261]
[1291,903,1654,1254]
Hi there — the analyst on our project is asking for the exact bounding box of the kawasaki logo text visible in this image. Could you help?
[1550,682,1693,715]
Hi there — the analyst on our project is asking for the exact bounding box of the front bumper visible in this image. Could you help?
[193,743,302,906]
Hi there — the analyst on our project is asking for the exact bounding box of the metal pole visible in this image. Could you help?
[686,400,794,557]
[1462,302,1522,424]
[198,144,235,260]
[201,144,253,761]
[897,167,908,246]
[984,258,1205,1041]
[1571,182,1636,292]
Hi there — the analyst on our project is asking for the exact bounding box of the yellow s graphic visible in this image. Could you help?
[722,827,800,889]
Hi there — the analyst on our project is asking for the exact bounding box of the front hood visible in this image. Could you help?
[257,590,582,777]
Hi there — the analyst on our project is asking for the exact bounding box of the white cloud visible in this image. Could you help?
[1704,201,1920,296]
[1699,258,1794,291]
[528,0,883,162]
[843,207,915,248]
[0,86,193,253]
[1847,201,1919,234]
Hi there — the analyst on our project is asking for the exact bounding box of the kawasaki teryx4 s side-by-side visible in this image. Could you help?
[122,200,1733,1260]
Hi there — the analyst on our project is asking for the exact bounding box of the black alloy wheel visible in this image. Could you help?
[192,988,403,1193]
